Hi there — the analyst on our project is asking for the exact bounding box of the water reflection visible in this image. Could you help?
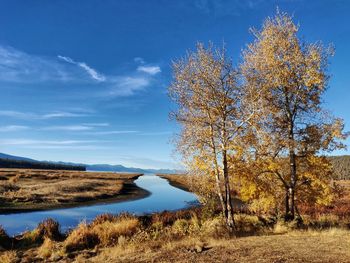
[0,174,198,236]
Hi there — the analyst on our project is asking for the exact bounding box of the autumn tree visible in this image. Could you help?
[241,11,347,220]
[169,43,255,229]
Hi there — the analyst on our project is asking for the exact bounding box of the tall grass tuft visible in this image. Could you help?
[64,222,99,252]
[64,216,140,252]
[37,218,62,241]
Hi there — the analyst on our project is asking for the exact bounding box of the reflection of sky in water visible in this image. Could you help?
[0,175,198,236]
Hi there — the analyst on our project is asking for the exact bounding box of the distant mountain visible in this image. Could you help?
[0,153,85,171]
[85,164,180,174]
[0,153,37,162]
[0,152,180,174]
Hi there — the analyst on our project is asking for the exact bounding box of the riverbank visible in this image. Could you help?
[1,207,349,262]
[157,173,191,192]
[0,169,149,213]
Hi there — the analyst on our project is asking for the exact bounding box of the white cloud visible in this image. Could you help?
[0,45,160,97]
[137,65,161,75]
[0,139,98,145]
[0,125,29,132]
[0,138,111,150]
[42,125,94,131]
[22,145,110,150]
[134,57,145,64]
[87,130,138,135]
[138,131,172,136]
[0,110,87,120]
[0,46,77,83]
[82,123,109,127]
[41,112,87,119]
[108,76,150,96]
[58,55,106,82]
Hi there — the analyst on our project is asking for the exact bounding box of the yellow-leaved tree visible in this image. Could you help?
[169,43,258,229]
[240,10,348,220]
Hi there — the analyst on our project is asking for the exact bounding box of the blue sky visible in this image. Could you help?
[0,0,349,169]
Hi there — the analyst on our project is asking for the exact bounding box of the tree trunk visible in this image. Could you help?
[289,151,297,220]
[214,167,227,219]
[222,149,235,229]
[209,123,227,219]
[284,188,290,220]
[287,118,297,220]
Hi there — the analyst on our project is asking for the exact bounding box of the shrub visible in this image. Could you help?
[273,220,299,234]
[234,214,265,234]
[64,217,140,252]
[91,213,118,226]
[92,218,139,246]
[64,223,99,252]
[151,210,193,226]
[172,219,190,236]
[313,214,340,229]
[19,229,43,247]
[148,222,164,240]
[201,216,228,238]
[38,238,55,259]
[37,218,61,241]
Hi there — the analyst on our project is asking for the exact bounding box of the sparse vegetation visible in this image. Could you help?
[0,203,349,262]
[0,169,146,212]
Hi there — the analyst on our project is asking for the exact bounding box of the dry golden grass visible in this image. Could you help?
[37,238,55,259]
[157,174,190,192]
[1,206,350,262]
[0,169,143,212]
[0,250,18,263]
[64,216,140,252]
[90,229,350,263]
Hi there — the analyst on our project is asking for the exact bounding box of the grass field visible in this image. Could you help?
[91,230,350,263]
[1,208,349,263]
[0,169,146,213]
[157,174,190,192]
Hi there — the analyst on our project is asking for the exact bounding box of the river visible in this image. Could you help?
[0,174,198,236]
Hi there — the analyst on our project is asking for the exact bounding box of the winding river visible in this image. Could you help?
[0,174,199,236]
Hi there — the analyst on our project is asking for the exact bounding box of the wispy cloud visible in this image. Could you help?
[82,123,109,127]
[0,110,88,120]
[58,55,106,82]
[0,139,99,145]
[0,46,161,97]
[138,131,172,136]
[108,76,150,96]
[22,145,110,150]
[0,138,111,150]
[42,125,94,131]
[86,130,138,135]
[137,65,161,75]
[0,46,78,83]
[134,57,145,64]
[0,125,29,132]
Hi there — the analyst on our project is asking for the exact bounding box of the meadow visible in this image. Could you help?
[0,169,145,213]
